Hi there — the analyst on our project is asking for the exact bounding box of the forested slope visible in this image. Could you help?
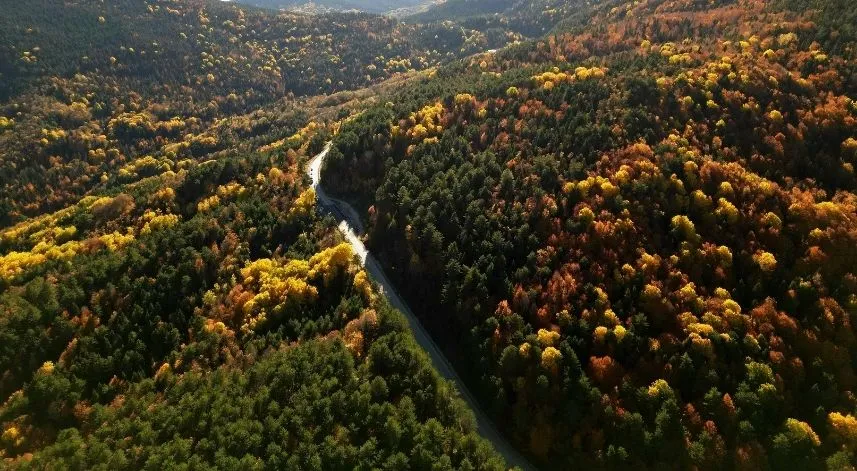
[239,0,430,15]
[0,0,513,468]
[408,0,595,38]
[0,0,506,226]
[0,78,508,471]
[0,0,489,100]
[322,0,857,468]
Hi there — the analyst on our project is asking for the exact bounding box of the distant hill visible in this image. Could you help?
[0,0,502,223]
[407,0,592,37]
[408,0,514,22]
[0,0,488,102]
[236,0,433,14]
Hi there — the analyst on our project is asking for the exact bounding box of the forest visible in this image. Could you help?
[0,71,509,464]
[321,0,857,468]
[0,0,514,468]
[238,0,431,15]
[2,0,857,468]
[0,0,517,226]
[408,0,591,38]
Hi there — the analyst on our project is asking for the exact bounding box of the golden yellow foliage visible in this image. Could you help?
[238,244,353,333]
[600,181,619,198]
[828,412,857,449]
[197,195,221,212]
[353,269,374,301]
[541,346,563,371]
[690,333,714,357]
[561,181,576,195]
[723,299,741,314]
[39,361,55,375]
[577,206,595,225]
[717,245,733,266]
[785,418,821,447]
[537,328,560,347]
[671,215,697,240]
[642,283,662,300]
[217,182,245,199]
[648,379,672,397]
[154,362,171,381]
[688,323,715,336]
[531,67,607,88]
[288,188,316,218]
[2,425,22,447]
[454,93,474,106]
[777,32,798,47]
[761,212,782,229]
[768,109,784,123]
[1,250,49,281]
[268,166,286,184]
[308,243,353,284]
[141,213,180,235]
[716,198,739,224]
[394,102,445,143]
[754,251,777,272]
[99,232,136,251]
[119,156,171,180]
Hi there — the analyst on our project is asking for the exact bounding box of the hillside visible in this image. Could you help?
[0,0,507,227]
[322,0,857,468]
[0,0,489,100]
[0,0,513,468]
[0,106,507,467]
[2,0,857,468]
[408,0,592,38]
[237,0,432,15]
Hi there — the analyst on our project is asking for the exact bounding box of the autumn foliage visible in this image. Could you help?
[321,0,857,467]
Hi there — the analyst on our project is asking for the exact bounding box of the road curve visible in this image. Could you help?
[307,143,537,471]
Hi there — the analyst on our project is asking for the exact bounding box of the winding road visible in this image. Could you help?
[307,143,536,471]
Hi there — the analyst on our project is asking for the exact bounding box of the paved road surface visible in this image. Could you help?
[307,143,536,471]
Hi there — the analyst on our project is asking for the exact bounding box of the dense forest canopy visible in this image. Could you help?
[0,0,513,468]
[321,0,857,468]
[2,0,857,469]
[0,0,520,226]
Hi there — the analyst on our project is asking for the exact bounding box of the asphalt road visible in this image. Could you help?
[307,143,536,471]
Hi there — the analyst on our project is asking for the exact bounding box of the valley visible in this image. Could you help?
[2,0,857,469]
